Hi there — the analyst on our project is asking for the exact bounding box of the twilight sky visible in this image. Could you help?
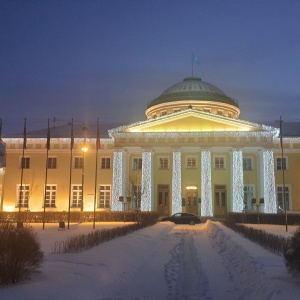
[1,0,299,134]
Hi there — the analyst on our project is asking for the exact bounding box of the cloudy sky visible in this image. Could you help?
[1,0,299,134]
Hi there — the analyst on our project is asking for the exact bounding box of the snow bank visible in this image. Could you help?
[206,220,283,299]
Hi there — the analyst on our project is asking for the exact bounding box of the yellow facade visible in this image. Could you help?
[0,76,299,216]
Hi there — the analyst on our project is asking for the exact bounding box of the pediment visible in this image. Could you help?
[117,110,264,133]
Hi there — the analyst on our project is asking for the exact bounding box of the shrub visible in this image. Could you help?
[284,227,300,275]
[0,223,43,285]
[221,220,289,255]
[52,220,157,254]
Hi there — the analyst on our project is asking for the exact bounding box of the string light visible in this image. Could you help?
[141,151,152,211]
[263,151,277,213]
[111,151,123,211]
[201,151,213,216]
[172,152,182,214]
[232,151,244,212]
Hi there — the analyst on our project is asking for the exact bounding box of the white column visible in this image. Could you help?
[201,151,213,216]
[262,151,277,213]
[111,151,125,211]
[172,151,182,214]
[232,150,244,212]
[141,151,152,211]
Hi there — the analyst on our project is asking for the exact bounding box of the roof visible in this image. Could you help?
[147,77,239,109]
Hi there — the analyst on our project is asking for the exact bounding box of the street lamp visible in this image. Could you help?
[81,126,88,212]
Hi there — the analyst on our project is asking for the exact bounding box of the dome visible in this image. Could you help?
[145,76,240,120]
[147,77,238,109]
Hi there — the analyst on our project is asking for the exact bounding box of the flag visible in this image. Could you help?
[70,119,74,150]
[46,118,51,150]
[280,116,283,149]
[23,118,27,149]
[96,118,100,151]
[192,54,201,65]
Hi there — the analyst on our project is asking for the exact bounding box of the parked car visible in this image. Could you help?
[159,212,201,225]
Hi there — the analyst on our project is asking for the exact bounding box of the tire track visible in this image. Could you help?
[165,227,210,300]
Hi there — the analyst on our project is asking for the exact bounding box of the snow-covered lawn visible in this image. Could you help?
[1,221,299,300]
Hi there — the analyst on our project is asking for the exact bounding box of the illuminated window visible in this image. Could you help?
[186,157,196,168]
[101,157,111,169]
[47,157,57,169]
[133,158,142,170]
[243,157,253,171]
[44,185,56,207]
[20,157,30,169]
[214,156,225,169]
[277,185,290,211]
[71,185,82,207]
[16,185,29,208]
[74,157,83,169]
[99,185,111,208]
[159,157,169,169]
[276,157,287,170]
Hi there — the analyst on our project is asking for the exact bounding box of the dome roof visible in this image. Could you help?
[147,77,238,108]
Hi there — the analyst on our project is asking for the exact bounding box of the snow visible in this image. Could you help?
[1,221,300,300]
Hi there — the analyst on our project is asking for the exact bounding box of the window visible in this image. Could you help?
[276,157,287,170]
[243,185,255,210]
[133,158,142,170]
[217,110,223,116]
[228,112,233,118]
[277,186,290,211]
[20,157,30,169]
[47,157,57,169]
[173,109,180,113]
[101,157,111,169]
[161,111,167,116]
[203,108,211,113]
[159,157,169,169]
[214,156,225,169]
[99,185,111,208]
[44,185,56,207]
[71,185,82,207]
[186,157,196,168]
[74,157,83,169]
[17,185,29,208]
[243,158,253,171]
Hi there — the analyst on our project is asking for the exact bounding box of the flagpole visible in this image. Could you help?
[43,119,50,230]
[280,116,287,232]
[19,118,27,224]
[93,118,100,229]
[67,119,74,230]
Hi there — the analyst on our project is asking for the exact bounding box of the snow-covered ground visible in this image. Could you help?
[1,221,300,300]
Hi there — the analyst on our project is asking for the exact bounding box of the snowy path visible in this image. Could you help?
[1,221,300,300]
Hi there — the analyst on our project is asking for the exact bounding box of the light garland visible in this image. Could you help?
[232,151,244,212]
[201,151,213,216]
[111,151,123,211]
[3,138,113,145]
[111,130,277,139]
[172,152,182,214]
[263,151,277,213]
[108,108,279,136]
[141,151,152,211]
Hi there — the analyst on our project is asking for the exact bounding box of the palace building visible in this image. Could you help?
[0,76,299,217]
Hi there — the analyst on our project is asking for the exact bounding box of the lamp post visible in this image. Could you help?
[81,127,88,213]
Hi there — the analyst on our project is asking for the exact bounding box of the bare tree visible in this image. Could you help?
[126,173,144,210]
